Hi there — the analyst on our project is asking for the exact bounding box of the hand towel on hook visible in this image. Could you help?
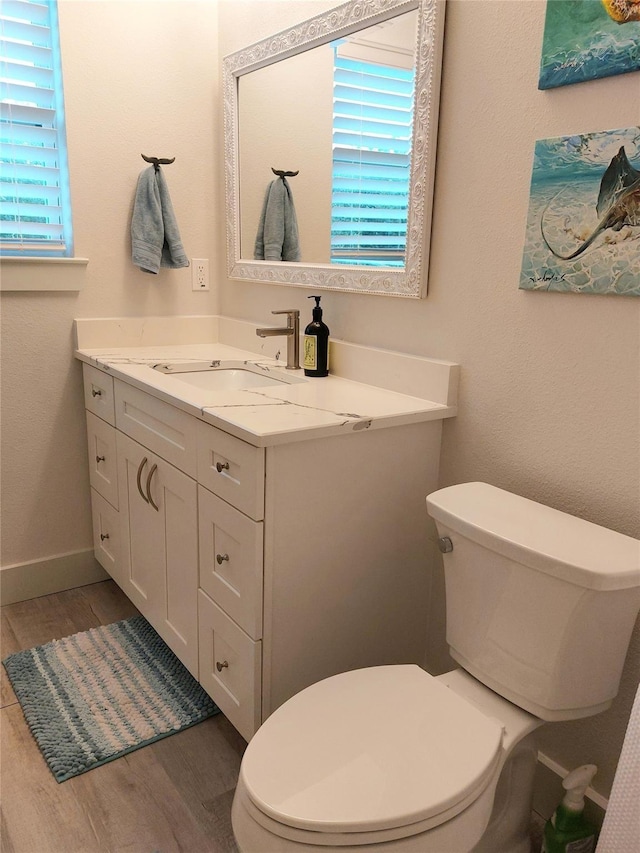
[254,176,301,262]
[131,166,189,274]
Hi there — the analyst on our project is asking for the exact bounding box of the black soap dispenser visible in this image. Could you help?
[303,295,330,377]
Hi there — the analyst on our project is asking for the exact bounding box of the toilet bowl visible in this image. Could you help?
[232,666,541,853]
[232,483,640,853]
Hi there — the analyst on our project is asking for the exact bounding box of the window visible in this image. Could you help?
[331,51,415,268]
[0,0,73,257]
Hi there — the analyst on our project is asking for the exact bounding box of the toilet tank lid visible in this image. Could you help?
[427,483,640,591]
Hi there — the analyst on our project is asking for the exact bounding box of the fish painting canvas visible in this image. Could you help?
[519,127,640,296]
[539,0,640,89]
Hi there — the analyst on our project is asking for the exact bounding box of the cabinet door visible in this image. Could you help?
[117,431,198,677]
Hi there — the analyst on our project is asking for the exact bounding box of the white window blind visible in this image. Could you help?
[0,0,73,257]
[331,53,414,267]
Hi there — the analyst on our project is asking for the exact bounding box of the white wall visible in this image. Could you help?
[0,1,220,568]
[218,0,640,800]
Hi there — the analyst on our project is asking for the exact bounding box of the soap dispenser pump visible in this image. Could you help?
[542,765,598,853]
[303,295,329,377]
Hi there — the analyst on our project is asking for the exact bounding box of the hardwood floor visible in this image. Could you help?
[1,581,246,853]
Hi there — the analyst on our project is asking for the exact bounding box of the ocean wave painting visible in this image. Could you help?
[539,0,640,89]
[519,126,640,297]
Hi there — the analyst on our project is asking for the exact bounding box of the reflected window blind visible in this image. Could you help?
[0,0,73,256]
[331,54,414,267]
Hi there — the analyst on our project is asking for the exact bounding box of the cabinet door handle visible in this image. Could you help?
[215,461,230,473]
[96,455,106,464]
[146,464,159,511]
[216,660,229,672]
[91,388,102,397]
[100,533,110,541]
[216,553,229,565]
[136,457,149,503]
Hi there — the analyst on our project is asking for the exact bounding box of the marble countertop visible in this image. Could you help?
[75,340,456,447]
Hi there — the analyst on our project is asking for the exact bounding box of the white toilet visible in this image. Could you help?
[231,482,640,853]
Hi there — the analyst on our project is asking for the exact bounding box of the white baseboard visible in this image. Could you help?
[0,549,108,606]
[534,751,607,827]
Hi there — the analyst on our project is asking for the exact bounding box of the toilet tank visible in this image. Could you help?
[426,483,640,722]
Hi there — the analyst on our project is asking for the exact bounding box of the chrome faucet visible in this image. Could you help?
[256,309,300,370]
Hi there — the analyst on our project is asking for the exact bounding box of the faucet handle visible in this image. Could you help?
[271,309,299,329]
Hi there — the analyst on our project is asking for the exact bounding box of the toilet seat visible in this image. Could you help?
[240,665,504,842]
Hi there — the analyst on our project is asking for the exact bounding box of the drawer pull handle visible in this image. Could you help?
[96,455,106,464]
[216,553,229,565]
[100,533,110,541]
[146,464,159,512]
[215,461,230,473]
[136,457,150,503]
[216,660,229,672]
[91,388,102,397]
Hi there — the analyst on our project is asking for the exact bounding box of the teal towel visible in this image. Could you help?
[131,166,189,274]
[254,176,301,262]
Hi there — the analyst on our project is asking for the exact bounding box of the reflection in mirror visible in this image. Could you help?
[239,11,417,268]
[224,0,445,298]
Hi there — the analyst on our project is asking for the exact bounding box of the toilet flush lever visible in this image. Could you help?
[438,536,453,553]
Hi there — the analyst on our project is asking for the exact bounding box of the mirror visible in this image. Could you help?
[223,0,445,298]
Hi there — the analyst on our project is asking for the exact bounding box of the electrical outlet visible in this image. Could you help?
[191,258,210,291]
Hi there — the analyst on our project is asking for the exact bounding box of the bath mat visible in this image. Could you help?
[2,615,219,782]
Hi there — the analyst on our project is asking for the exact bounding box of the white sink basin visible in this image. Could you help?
[153,361,305,392]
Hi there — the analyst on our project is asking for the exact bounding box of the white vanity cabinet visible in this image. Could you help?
[81,362,444,742]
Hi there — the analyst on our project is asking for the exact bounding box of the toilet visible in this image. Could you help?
[231,482,640,853]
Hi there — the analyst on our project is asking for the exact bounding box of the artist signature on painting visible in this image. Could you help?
[553,52,610,73]
[554,58,586,71]
[529,271,568,284]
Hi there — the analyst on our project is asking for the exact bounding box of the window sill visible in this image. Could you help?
[0,257,89,292]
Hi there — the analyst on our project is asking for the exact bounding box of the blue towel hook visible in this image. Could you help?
[142,154,176,173]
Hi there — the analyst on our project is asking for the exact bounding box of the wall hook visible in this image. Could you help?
[271,168,299,179]
[142,154,176,172]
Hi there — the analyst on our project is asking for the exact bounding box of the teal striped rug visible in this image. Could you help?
[3,616,219,782]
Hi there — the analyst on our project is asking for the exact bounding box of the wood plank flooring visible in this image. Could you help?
[1,581,246,853]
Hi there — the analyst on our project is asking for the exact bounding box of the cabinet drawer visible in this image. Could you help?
[197,421,265,520]
[115,380,198,477]
[198,590,261,741]
[198,486,263,640]
[83,364,115,425]
[91,488,122,585]
[86,412,118,508]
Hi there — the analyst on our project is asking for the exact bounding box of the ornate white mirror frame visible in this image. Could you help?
[223,0,445,298]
